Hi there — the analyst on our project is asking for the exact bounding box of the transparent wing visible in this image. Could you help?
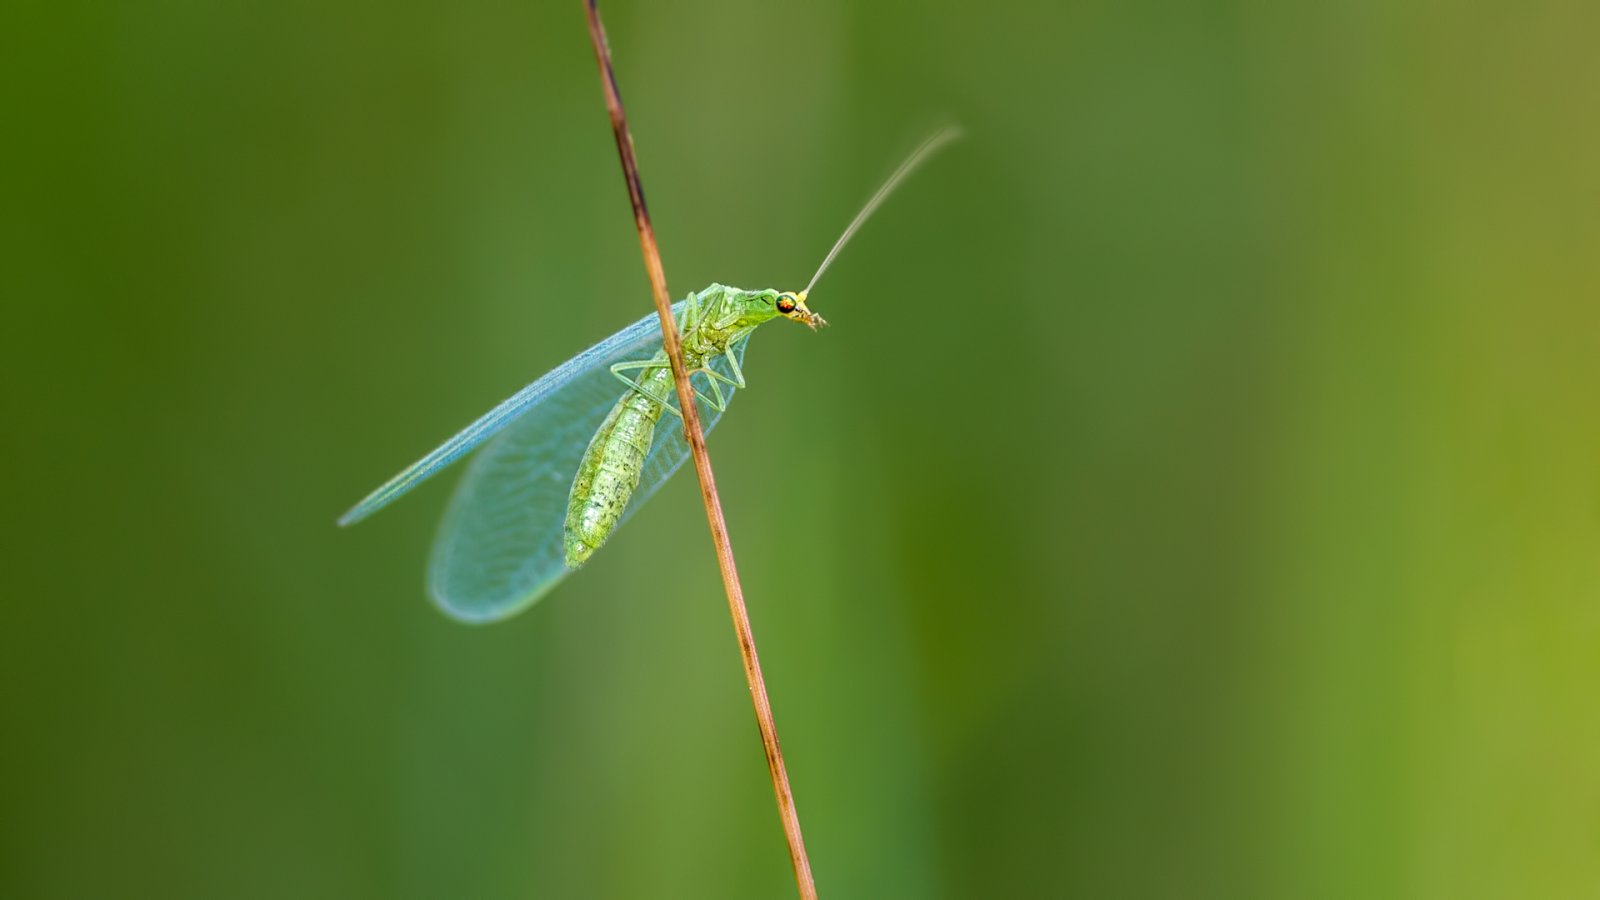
[337,304,687,528]
[428,333,752,623]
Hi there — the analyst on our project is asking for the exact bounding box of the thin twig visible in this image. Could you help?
[581,4,819,898]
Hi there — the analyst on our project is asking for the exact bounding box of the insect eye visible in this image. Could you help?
[776,295,796,314]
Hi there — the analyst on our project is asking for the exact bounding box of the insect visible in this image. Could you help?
[341,127,959,623]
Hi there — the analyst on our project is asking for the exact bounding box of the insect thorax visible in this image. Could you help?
[682,283,783,358]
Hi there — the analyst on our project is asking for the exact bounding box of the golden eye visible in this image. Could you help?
[776,295,797,314]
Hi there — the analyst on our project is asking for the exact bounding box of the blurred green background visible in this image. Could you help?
[4,0,1597,897]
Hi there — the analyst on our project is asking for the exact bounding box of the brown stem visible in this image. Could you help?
[581,4,818,898]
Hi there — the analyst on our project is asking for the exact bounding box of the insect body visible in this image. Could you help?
[565,285,820,565]
[341,127,957,623]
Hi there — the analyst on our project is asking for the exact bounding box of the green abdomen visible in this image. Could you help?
[563,361,674,566]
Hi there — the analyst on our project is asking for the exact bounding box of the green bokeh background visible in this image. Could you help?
[4,0,1597,897]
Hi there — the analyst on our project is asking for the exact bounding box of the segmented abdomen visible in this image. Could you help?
[562,358,675,566]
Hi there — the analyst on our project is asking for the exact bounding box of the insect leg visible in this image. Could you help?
[609,361,682,417]
[677,290,702,333]
[670,343,747,413]
[719,345,747,389]
[684,347,746,410]
[688,358,754,411]
[609,360,727,415]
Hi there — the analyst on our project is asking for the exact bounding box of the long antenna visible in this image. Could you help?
[803,125,962,296]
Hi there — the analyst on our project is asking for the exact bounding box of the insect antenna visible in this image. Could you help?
[802,125,962,296]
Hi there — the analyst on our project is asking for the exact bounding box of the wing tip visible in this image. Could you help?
[427,570,567,625]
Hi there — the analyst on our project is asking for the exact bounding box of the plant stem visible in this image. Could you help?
[581,4,819,898]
